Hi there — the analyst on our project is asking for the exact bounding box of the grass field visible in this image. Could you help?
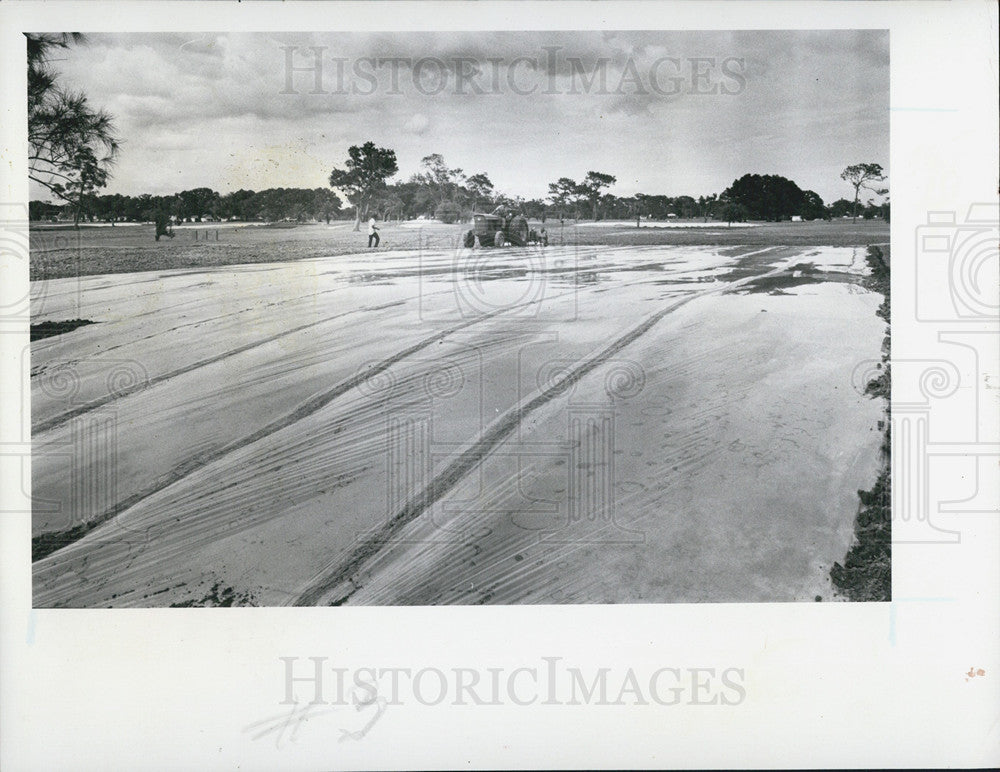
[29,218,890,280]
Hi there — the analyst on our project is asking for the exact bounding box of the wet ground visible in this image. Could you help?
[29,243,885,606]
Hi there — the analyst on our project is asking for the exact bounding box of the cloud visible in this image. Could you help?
[403,113,430,135]
[31,30,888,203]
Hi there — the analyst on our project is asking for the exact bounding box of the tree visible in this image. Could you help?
[840,163,887,223]
[27,34,120,227]
[828,198,854,219]
[800,190,828,221]
[64,147,109,226]
[329,141,399,231]
[672,195,698,219]
[698,194,718,222]
[465,173,495,212]
[577,171,617,220]
[384,180,422,219]
[178,187,220,221]
[723,174,807,221]
[220,189,257,221]
[521,198,548,220]
[433,201,461,224]
[547,177,580,217]
[312,188,342,223]
[29,200,61,221]
[719,201,749,225]
[635,194,673,220]
[93,192,127,224]
[880,197,891,224]
[413,153,468,209]
[370,191,403,222]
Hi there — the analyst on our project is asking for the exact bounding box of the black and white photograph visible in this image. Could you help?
[27,29,891,608]
[1,1,997,769]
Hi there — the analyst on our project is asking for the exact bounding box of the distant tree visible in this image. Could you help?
[220,189,257,221]
[491,193,519,214]
[63,147,110,227]
[577,171,617,220]
[698,194,718,222]
[465,172,495,212]
[672,195,699,219]
[131,193,154,221]
[329,141,399,231]
[521,198,548,220]
[828,198,854,219]
[547,177,580,217]
[410,183,437,218]
[178,187,220,221]
[255,188,311,222]
[840,163,887,222]
[385,180,422,219]
[100,193,127,224]
[723,174,806,221]
[719,201,749,225]
[862,197,890,221]
[29,200,61,221]
[635,193,674,220]
[312,188,342,223]
[27,34,120,228]
[598,193,622,219]
[434,200,462,223]
[370,191,403,222]
[414,153,468,208]
[800,190,828,221]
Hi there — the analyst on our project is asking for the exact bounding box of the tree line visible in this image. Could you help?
[29,166,889,226]
[30,187,343,225]
[324,142,887,229]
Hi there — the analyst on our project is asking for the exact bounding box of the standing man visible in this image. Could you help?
[368,217,380,248]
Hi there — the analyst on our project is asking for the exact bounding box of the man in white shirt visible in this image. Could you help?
[367,217,380,248]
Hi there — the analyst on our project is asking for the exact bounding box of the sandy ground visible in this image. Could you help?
[30,242,885,607]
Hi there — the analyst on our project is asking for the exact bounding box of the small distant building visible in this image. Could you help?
[791,215,803,222]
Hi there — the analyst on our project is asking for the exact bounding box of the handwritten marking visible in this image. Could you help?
[244,687,388,748]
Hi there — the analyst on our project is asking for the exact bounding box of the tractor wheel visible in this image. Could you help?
[529,229,538,243]
[510,217,529,246]
[493,230,506,247]
[463,229,475,248]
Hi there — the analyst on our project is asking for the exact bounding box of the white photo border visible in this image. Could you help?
[1,1,998,769]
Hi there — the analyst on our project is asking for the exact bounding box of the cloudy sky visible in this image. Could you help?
[36,30,889,204]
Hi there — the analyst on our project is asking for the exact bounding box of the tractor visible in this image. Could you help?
[464,212,547,248]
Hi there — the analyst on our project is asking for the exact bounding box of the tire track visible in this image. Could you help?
[291,259,785,606]
[34,247,780,565]
[30,285,342,377]
[31,291,568,562]
[32,300,406,436]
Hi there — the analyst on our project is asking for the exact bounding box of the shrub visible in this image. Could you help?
[434,201,461,223]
